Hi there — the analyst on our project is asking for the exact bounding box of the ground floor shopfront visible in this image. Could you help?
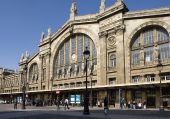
[1,84,170,109]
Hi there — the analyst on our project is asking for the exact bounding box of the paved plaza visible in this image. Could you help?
[0,104,170,119]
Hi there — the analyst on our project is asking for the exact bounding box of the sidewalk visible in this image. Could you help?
[1,104,170,112]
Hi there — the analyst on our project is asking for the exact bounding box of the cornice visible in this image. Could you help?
[124,7,170,19]
[51,18,98,43]
[27,52,39,64]
[39,38,51,47]
[98,2,128,20]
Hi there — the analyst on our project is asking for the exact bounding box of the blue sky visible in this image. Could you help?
[0,0,169,69]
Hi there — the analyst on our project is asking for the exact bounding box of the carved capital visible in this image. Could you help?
[69,24,74,34]
[99,31,108,38]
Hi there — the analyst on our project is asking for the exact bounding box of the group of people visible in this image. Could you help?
[121,98,147,109]
[55,98,70,110]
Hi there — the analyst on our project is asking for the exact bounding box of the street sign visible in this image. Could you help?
[56,90,60,94]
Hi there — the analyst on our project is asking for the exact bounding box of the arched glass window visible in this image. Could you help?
[109,54,116,68]
[54,34,97,79]
[29,63,38,83]
[131,26,170,66]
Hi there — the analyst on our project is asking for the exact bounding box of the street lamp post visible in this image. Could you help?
[10,80,13,104]
[83,47,90,115]
[90,72,93,108]
[22,66,27,110]
[157,61,163,111]
[50,77,53,106]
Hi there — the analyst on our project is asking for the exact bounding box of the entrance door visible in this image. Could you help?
[147,96,156,108]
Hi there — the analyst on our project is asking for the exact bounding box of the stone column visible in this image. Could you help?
[18,71,23,92]
[38,55,43,90]
[98,31,107,85]
[115,26,125,84]
[140,50,144,66]
[45,52,51,90]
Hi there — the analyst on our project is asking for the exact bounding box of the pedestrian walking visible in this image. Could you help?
[14,98,17,109]
[64,98,69,110]
[104,97,108,115]
[143,100,146,109]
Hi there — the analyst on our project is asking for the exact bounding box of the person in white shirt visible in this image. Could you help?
[64,98,69,110]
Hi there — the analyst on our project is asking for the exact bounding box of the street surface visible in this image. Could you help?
[0,104,170,119]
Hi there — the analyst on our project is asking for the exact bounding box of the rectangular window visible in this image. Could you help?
[109,78,116,85]
[109,54,116,68]
[160,73,170,80]
[145,75,155,82]
[132,76,140,83]
[131,50,140,65]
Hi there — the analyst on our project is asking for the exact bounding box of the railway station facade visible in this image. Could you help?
[0,0,170,108]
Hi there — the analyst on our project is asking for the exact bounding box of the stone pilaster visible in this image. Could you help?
[38,55,43,90]
[98,31,107,85]
[115,27,125,84]
[45,52,51,90]
[140,50,144,66]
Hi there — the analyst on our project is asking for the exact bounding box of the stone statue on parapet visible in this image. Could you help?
[99,0,105,13]
[70,0,77,20]
[40,32,45,42]
[25,51,30,59]
[20,53,25,62]
[48,27,52,37]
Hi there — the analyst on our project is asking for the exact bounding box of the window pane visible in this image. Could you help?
[110,54,116,68]
[144,47,153,63]
[71,36,76,54]
[157,28,169,43]
[144,29,154,45]
[60,46,64,65]
[159,44,170,60]
[92,42,97,58]
[77,35,83,62]
[132,76,140,83]
[131,50,140,65]
[65,40,70,65]
[84,36,91,49]
[132,36,140,49]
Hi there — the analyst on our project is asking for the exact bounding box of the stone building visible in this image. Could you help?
[1,0,170,108]
[0,68,20,103]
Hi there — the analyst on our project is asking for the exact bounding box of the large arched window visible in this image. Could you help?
[54,34,97,79]
[131,26,169,66]
[29,63,38,83]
